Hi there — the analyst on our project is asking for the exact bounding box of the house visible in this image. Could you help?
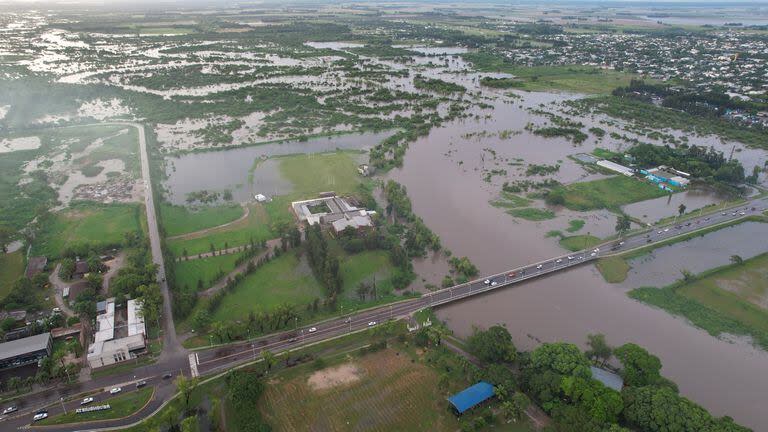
[74,260,89,278]
[86,298,147,369]
[448,381,496,415]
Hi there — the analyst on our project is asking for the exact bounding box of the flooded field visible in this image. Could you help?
[622,187,729,223]
[620,221,768,289]
[163,131,389,204]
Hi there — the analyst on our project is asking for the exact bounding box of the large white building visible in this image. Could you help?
[87,298,147,369]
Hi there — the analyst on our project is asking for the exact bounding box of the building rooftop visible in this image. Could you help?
[448,381,495,414]
[127,299,146,337]
[94,298,115,343]
[87,333,145,360]
[0,333,51,362]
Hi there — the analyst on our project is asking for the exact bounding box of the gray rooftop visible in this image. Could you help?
[590,366,624,392]
[0,333,51,362]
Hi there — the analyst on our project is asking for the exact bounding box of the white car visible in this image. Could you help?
[619,241,625,246]
[483,279,490,285]
[81,397,94,405]
[567,256,574,260]
[33,412,48,422]
[109,387,122,395]
[555,259,562,263]
[593,248,600,253]
[657,231,663,234]
[368,321,377,326]
[536,264,543,270]
[490,281,498,286]
[663,228,669,232]
[2,406,17,415]
[308,327,317,333]
[590,252,597,257]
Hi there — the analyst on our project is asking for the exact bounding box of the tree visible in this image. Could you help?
[485,363,516,390]
[560,375,623,424]
[614,343,662,387]
[137,284,163,331]
[162,405,180,430]
[0,226,13,253]
[191,309,211,332]
[529,342,591,378]
[468,325,517,364]
[678,203,687,216]
[261,350,276,373]
[59,258,76,280]
[175,374,200,414]
[730,255,743,265]
[180,416,197,432]
[585,333,612,366]
[614,214,631,237]
[622,385,716,432]
[355,282,369,301]
[85,273,103,291]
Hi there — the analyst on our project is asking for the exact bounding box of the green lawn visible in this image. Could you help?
[507,207,555,221]
[33,202,142,257]
[559,235,601,252]
[554,176,668,212]
[37,387,153,425]
[160,203,244,237]
[167,203,276,256]
[277,151,362,197]
[210,251,325,322]
[0,251,25,300]
[462,55,642,94]
[174,253,243,294]
[629,252,768,351]
[596,256,630,283]
[340,250,396,298]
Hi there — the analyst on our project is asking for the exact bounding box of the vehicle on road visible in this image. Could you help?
[52,307,61,314]
[619,241,625,246]
[136,380,148,388]
[568,256,574,260]
[33,411,48,422]
[2,406,17,415]
[110,387,122,394]
[368,321,377,326]
[555,258,562,263]
[590,252,597,257]
[288,337,297,342]
[536,264,543,269]
[81,397,94,405]
[162,373,173,380]
[308,327,317,333]
[483,279,490,285]
[490,281,498,286]
[657,231,662,234]
[507,272,516,278]
[663,228,669,232]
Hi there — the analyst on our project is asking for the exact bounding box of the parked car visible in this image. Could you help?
[81,397,94,405]
[109,387,122,395]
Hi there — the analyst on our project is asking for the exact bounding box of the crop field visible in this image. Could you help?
[33,202,143,257]
[173,253,243,294]
[0,251,25,301]
[209,251,325,322]
[260,349,466,432]
[160,203,244,237]
[167,203,275,256]
[554,176,668,211]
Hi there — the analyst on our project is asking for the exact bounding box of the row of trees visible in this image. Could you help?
[305,224,343,302]
[384,180,441,257]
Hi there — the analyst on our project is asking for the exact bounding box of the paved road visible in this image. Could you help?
[4,196,765,430]
[132,122,184,362]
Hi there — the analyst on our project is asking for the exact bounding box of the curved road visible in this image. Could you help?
[2,188,765,429]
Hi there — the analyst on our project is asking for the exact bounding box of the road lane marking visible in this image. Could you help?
[188,354,199,378]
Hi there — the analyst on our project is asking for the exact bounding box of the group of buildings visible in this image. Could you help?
[86,298,147,369]
[595,157,690,191]
[291,193,376,234]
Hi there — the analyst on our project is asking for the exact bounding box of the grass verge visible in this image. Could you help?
[559,235,601,252]
[596,256,630,283]
[38,387,153,425]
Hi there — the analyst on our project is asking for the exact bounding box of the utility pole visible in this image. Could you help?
[60,397,67,414]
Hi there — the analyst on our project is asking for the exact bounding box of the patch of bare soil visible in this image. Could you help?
[307,363,362,391]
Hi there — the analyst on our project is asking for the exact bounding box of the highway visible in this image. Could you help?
[2,194,765,430]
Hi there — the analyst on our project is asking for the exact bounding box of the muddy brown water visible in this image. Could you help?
[386,93,768,429]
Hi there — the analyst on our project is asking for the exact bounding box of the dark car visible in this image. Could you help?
[136,380,148,388]
[162,373,173,380]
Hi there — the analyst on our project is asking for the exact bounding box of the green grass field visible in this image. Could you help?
[260,348,531,431]
[167,203,276,256]
[340,250,396,298]
[174,253,243,294]
[596,256,631,283]
[629,253,768,350]
[33,202,142,257]
[554,176,668,212]
[75,126,140,176]
[160,203,244,237]
[0,251,25,301]
[38,387,153,425]
[559,235,601,252]
[277,151,362,197]
[209,251,325,322]
[462,55,641,94]
[507,207,555,221]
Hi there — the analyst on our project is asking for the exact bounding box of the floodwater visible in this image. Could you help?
[163,131,390,205]
[621,221,768,289]
[622,187,729,224]
[385,91,768,428]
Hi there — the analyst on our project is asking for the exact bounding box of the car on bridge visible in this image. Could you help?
[536,264,543,269]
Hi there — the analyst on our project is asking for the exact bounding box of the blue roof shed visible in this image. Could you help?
[448,381,495,415]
